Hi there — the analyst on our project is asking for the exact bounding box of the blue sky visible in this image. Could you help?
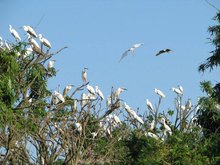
[1,0,220,115]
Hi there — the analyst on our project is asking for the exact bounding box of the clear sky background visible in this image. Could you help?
[1,0,220,115]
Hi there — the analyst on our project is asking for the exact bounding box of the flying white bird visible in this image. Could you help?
[113,87,127,100]
[47,60,56,69]
[63,84,74,97]
[95,86,104,100]
[87,85,96,95]
[154,88,166,98]
[155,49,172,56]
[9,25,21,41]
[146,99,154,111]
[119,43,144,62]
[160,118,172,135]
[124,102,144,125]
[172,87,183,95]
[39,34,51,49]
[23,25,38,38]
[82,68,88,84]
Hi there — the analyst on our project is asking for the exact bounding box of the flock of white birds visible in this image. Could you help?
[1,24,198,141]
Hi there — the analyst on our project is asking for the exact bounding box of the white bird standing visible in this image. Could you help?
[148,120,155,130]
[114,87,127,100]
[119,43,144,62]
[81,93,88,107]
[160,118,172,135]
[106,96,112,109]
[47,60,56,69]
[185,99,192,110]
[124,102,144,125]
[39,34,52,49]
[63,84,74,97]
[95,86,104,100]
[154,88,166,98]
[23,25,38,38]
[87,85,96,95]
[82,68,88,84]
[9,25,21,41]
[146,99,154,111]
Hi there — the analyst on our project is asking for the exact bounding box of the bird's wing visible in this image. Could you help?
[119,50,130,62]
[155,50,164,56]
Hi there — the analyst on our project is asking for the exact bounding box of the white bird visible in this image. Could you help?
[4,41,11,51]
[81,93,88,107]
[74,122,82,132]
[23,25,38,38]
[87,85,96,95]
[148,120,155,130]
[47,60,56,69]
[91,132,98,139]
[63,84,74,97]
[124,102,144,125]
[154,88,165,98]
[178,85,184,93]
[119,43,144,62]
[106,96,112,109]
[9,25,21,41]
[27,33,40,49]
[185,99,192,110]
[146,99,154,111]
[52,91,65,104]
[172,87,183,95]
[145,132,159,140]
[82,68,88,84]
[24,47,33,58]
[160,118,172,135]
[39,34,51,49]
[95,86,104,100]
[113,114,122,125]
[114,87,127,100]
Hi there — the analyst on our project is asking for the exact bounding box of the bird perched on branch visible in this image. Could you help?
[119,43,144,62]
[82,68,88,84]
[155,49,172,56]
[39,34,51,49]
[23,25,38,38]
[9,25,21,41]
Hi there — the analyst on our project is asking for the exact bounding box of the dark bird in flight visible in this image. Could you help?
[119,43,144,62]
[155,49,172,56]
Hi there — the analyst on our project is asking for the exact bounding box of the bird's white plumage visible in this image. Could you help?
[53,91,65,104]
[124,102,144,125]
[82,68,88,84]
[87,85,96,95]
[154,88,166,98]
[146,99,154,111]
[63,84,74,97]
[114,87,126,100]
[160,118,172,135]
[145,132,159,140]
[9,25,21,41]
[74,122,82,132]
[119,43,144,62]
[95,86,104,100]
[172,87,183,95]
[39,34,51,48]
[48,60,56,69]
[23,25,38,38]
